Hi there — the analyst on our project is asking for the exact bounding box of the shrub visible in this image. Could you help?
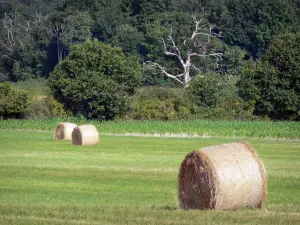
[24,96,71,120]
[0,82,29,119]
[128,86,197,120]
[45,96,71,118]
[24,98,51,120]
[186,73,228,108]
[187,73,252,120]
[14,78,50,97]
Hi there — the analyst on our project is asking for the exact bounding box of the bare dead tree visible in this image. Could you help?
[0,11,34,62]
[1,12,32,51]
[0,11,49,63]
[144,15,222,88]
[53,24,63,62]
[52,21,71,62]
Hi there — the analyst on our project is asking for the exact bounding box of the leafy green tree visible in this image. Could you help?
[130,0,178,24]
[0,12,34,80]
[186,73,228,107]
[111,24,144,57]
[187,73,249,120]
[212,0,300,58]
[0,2,61,81]
[49,39,142,120]
[238,32,300,120]
[217,45,246,75]
[0,82,29,119]
[89,0,130,41]
[213,0,261,57]
[255,0,298,53]
[50,8,93,62]
[10,14,53,81]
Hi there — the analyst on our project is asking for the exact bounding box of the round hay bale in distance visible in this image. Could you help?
[178,142,266,210]
[54,122,77,140]
[72,124,99,146]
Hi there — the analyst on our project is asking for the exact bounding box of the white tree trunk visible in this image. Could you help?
[183,57,192,87]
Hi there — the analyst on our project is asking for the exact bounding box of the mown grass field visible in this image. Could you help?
[0,127,300,224]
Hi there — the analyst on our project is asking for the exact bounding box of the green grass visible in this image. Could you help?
[0,130,300,224]
[1,119,300,139]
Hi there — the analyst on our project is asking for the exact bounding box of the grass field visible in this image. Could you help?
[0,129,300,224]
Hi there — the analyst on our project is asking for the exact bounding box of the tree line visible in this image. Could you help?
[0,0,299,120]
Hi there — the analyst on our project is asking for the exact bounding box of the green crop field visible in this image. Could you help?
[1,119,300,139]
[0,127,300,224]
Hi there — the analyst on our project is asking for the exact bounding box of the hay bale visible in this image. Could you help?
[54,122,77,140]
[72,125,99,146]
[178,142,266,210]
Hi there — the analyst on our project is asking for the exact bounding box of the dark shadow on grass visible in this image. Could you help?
[155,205,179,211]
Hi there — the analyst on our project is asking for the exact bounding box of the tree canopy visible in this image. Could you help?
[1,0,299,82]
[49,39,142,120]
[238,32,300,120]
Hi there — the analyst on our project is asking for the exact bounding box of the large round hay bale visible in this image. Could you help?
[72,125,99,146]
[178,142,266,210]
[54,122,77,140]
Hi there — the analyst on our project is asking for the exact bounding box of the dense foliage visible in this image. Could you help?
[128,87,197,120]
[49,39,142,120]
[238,33,300,120]
[1,0,300,120]
[1,0,299,81]
[0,82,28,119]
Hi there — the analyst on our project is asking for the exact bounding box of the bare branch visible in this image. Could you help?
[2,11,32,51]
[191,65,200,72]
[190,15,221,41]
[161,38,176,57]
[161,38,185,68]
[168,27,179,54]
[143,61,184,84]
[4,13,16,47]
[0,54,12,60]
[0,40,13,52]
[7,30,15,48]
[175,73,185,77]
[190,52,223,58]
[168,28,184,62]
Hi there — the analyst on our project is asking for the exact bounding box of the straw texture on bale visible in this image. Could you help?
[54,122,77,140]
[72,125,99,146]
[178,142,266,211]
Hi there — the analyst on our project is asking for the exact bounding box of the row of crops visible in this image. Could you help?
[0,119,299,139]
